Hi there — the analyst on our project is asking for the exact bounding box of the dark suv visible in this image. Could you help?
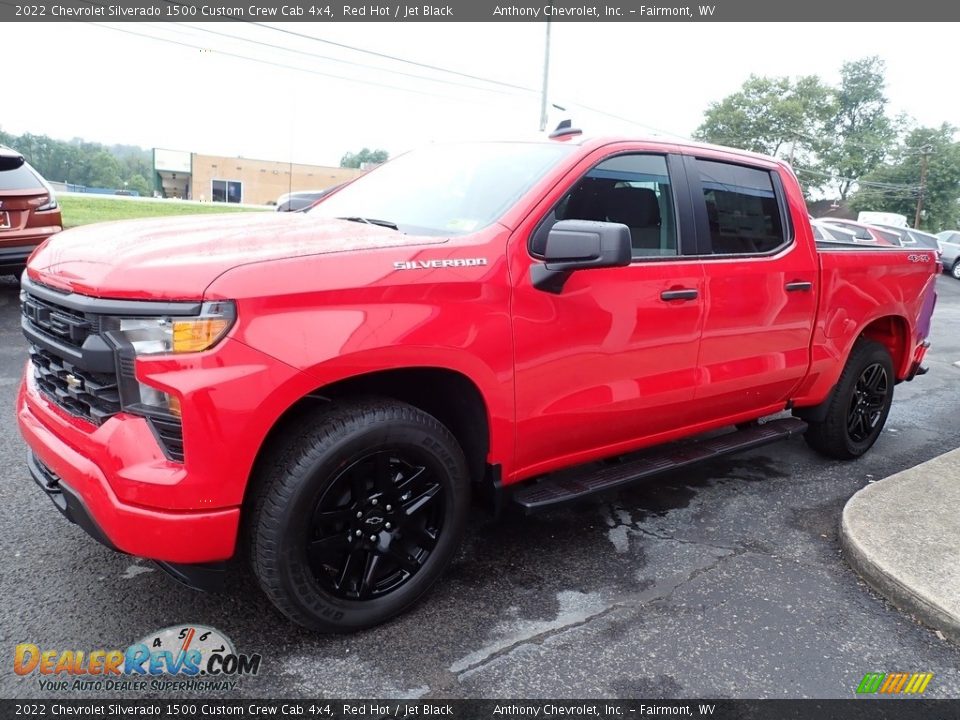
[0,147,62,278]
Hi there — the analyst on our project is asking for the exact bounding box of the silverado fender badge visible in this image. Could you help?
[394,258,489,270]
[906,254,931,263]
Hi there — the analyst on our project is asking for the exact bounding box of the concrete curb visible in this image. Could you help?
[841,449,960,644]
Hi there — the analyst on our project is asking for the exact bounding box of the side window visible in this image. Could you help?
[695,159,786,255]
[550,154,678,259]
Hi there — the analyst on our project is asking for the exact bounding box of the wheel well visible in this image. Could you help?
[254,368,491,488]
[860,316,908,376]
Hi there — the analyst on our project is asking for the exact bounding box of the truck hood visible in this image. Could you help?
[28,212,447,300]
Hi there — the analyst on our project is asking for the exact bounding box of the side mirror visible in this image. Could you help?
[532,220,632,293]
[0,150,25,172]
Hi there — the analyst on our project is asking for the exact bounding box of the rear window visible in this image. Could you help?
[0,162,43,191]
[696,159,786,254]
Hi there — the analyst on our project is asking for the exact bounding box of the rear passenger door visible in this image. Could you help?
[684,155,818,420]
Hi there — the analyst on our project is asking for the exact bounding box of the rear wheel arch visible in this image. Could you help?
[858,315,910,379]
[802,337,895,460]
[793,314,909,423]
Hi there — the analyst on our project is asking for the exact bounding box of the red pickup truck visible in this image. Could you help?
[17,133,937,632]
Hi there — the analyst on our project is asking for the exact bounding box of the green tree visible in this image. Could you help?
[850,125,960,232]
[694,74,832,166]
[819,57,899,200]
[85,150,123,189]
[125,174,152,197]
[340,148,389,169]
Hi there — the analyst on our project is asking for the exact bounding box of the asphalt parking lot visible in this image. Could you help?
[1,273,958,700]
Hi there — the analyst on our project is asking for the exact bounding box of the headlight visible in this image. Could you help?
[113,301,235,355]
[106,301,235,420]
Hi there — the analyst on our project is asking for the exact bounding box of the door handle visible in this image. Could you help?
[785,281,813,292]
[660,288,699,301]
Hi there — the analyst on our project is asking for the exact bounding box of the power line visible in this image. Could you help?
[247,19,697,139]
[87,22,533,108]
[249,22,536,94]
[795,166,919,192]
[161,22,533,99]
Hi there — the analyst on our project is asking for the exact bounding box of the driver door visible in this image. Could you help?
[509,148,705,478]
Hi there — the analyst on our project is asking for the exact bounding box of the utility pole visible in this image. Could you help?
[914,144,932,229]
[538,17,552,132]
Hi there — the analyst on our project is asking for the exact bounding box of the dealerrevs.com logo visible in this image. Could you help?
[14,625,261,693]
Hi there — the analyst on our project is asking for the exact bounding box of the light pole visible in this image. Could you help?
[914,144,932,229]
[538,17,552,132]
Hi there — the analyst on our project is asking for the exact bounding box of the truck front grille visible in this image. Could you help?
[30,346,121,425]
[22,292,96,349]
[21,280,186,463]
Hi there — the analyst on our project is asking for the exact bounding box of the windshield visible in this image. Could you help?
[309,142,574,236]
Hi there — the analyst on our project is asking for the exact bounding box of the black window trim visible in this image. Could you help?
[528,150,699,264]
[683,154,796,260]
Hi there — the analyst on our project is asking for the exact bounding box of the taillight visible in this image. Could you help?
[36,194,58,212]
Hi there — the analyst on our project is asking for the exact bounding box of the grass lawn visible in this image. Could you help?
[59,195,268,229]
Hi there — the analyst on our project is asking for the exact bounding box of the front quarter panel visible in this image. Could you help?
[203,226,515,472]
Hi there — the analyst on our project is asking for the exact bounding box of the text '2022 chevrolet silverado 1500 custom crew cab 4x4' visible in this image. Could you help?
[17,131,938,632]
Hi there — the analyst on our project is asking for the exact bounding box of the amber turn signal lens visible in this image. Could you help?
[172,318,230,353]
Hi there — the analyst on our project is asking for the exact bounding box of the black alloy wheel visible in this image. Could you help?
[248,398,470,632]
[846,363,889,443]
[307,450,444,600]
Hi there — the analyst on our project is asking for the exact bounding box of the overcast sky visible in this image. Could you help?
[3,22,957,167]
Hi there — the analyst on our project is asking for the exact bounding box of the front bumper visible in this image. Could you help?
[26,451,230,590]
[17,374,240,565]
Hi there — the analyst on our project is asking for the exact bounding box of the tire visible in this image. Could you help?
[803,339,895,460]
[952,260,960,280]
[248,398,470,632]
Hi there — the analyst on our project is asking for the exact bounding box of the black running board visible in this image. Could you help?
[511,417,808,512]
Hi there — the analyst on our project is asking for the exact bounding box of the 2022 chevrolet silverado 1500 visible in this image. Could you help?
[17,132,938,632]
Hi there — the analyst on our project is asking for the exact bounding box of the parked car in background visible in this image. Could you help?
[857,211,908,228]
[275,185,341,212]
[820,218,901,246]
[0,147,62,279]
[936,231,960,278]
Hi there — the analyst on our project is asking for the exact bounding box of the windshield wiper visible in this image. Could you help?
[338,216,399,231]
